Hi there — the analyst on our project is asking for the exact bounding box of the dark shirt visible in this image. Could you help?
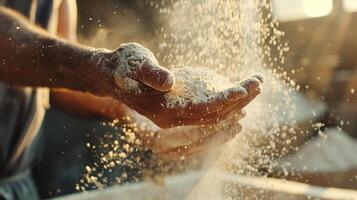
[0,0,51,177]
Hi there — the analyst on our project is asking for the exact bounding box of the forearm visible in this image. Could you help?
[50,89,132,119]
[0,6,111,94]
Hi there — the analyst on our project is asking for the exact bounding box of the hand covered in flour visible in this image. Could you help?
[94,42,262,128]
[144,110,247,159]
[119,103,247,160]
[111,81,262,159]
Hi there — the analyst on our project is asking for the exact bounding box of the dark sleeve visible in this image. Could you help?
[4,0,34,17]
[0,86,32,174]
[4,0,53,28]
[0,0,51,176]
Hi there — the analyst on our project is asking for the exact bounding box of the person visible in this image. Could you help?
[0,0,262,199]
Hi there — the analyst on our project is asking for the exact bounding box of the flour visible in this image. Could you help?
[78,0,306,197]
[113,42,159,93]
[158,2,303,199]
[164,66,237,108]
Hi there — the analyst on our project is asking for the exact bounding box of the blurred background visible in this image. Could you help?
[26,0,357,199]
[274,0,357,135]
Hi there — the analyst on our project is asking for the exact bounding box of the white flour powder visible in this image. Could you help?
[164,66,237,108]
[113,42,159,93]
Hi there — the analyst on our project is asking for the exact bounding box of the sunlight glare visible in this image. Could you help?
[303,0,333,18]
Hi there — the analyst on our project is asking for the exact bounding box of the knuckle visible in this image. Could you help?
[236,123,243,132]
[239,109,246,118]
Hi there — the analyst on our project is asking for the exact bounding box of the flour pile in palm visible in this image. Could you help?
[164,67,261,109]
[157,0,300,199]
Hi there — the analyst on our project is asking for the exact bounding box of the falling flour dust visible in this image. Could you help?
[77,0,315,199]
[158,0,302,199]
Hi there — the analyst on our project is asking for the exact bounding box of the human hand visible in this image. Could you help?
[91,43,262,128]
[118,75,261,159]
[143,109,246,160]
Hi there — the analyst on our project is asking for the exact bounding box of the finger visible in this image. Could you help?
[196,108,246,125]
[171,74,260,116]
[128,60,175,92]
[199,74,262,114]
[206,101,247,123]
[182,86,248,117]
[175,87,248,121]
[132,83,260,128]
[173,102,246,126]
[239,76,262,91]
[165,107,245,128]
[203,86,258,124]
[204,86,248,107]
[191,77,261,124]
[251,73,264,83]
[158,86,246,120]
[216,108,246,122]
[239,82,261,109]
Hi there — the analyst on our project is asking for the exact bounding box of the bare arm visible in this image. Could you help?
[0,6,262,129]
[0,6,109,94]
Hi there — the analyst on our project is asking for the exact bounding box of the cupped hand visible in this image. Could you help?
[118,76,262,160]
[119,75,260,129]
[143,109,247,160]
[94,43,262,128]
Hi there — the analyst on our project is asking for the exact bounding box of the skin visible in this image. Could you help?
[129,77,262,160]
[0,2,262,158]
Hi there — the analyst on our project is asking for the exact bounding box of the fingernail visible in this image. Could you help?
[255,85,262,93]
[236,86,248,96]
[240,78,259,92]
[161,74,175,91]
[241,110,246,117]
[252,73,264,83]
[226,87,247,102]
[249,78,261,91]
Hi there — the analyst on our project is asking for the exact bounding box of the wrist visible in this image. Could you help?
[48,40,117,97]
[83,49,118,96]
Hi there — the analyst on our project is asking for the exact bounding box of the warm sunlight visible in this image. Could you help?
[303,0,333,17]
[344,0,357,12]
[273,0,332,21]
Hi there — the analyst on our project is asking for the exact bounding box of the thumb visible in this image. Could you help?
[128,59,175,92]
